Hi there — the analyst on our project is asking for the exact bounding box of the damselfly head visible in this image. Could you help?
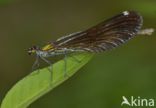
[28,46,40,55]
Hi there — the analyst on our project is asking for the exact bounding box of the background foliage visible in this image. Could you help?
[0,0,156,108]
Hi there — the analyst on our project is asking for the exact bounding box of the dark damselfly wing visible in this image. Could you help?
[55,11,143,52]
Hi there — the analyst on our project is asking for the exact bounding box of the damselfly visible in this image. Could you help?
[28,11,143,79]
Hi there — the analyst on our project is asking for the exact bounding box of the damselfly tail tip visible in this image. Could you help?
[138,28,155,36]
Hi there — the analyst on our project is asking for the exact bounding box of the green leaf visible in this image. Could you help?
[1,53,93,108]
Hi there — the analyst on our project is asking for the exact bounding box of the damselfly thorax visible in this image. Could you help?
[28,11,144,79]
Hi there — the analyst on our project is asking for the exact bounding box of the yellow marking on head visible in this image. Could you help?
[31,50,36,53]
[42,44,54,51]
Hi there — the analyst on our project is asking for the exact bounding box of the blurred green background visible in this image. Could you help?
[0,0,156,108]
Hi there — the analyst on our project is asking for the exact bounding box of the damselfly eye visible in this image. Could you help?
[32,46,37,50]
[32,45,40,50]
[28,48,33,55]
[28,46,38,55]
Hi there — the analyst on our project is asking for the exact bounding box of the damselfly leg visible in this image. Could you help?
[32,55,40,72]
[40,56,53,82]
[31,55,53,84]
[63,51,68,77]
[63,51,82,78]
